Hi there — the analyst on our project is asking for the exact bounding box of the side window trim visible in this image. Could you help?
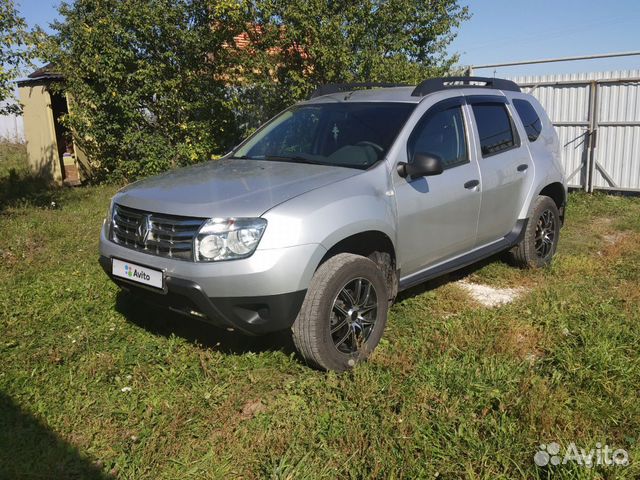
[407,96,470,171]
[467,95,521,158]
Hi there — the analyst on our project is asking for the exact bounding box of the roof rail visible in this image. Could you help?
[309,82,408,99]
[411,76,521,96]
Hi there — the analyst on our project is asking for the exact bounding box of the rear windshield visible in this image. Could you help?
[232,102,415,169]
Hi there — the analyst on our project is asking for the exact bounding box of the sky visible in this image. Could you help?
[450,0,640,76]
[15,0,640,77]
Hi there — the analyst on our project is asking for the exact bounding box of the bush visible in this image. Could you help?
[41,0,469,182]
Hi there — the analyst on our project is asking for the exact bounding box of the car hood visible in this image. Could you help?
[114,158,361,218]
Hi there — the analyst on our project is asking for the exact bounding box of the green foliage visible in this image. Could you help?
[249,0,470,109]
[40,0,252,181]
[42,0,469,181]
[0,0,36,115]
[221,0,470,139]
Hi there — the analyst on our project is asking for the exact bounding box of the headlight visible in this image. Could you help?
[194,218,267,262]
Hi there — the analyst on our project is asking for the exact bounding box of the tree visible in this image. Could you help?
[0,0,35,115]
[243,0,470,119]
[42,0,255,180]
[42,0,469,181]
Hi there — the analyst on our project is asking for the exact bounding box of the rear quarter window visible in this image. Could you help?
[513,99,542,142]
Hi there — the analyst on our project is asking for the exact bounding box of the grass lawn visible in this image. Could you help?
[1,143,640,479]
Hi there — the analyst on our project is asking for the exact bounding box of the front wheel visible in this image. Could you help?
[292,253,389,371]
[509,195,561,268]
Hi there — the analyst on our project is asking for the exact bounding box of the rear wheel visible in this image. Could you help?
[292,253,389,371]
[509,195,560,268]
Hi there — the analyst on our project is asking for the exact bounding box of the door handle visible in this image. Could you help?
[464,179,480,189]
[517,164,529,172]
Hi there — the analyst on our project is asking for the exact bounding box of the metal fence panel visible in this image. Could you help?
[532,84,590,124]
[556,125,589,188]
[593,126,640,190]
[597,78,640,122]
[592,79,640,190]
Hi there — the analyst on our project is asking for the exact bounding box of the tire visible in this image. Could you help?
[292,253,389,371]
[509,195,560,268]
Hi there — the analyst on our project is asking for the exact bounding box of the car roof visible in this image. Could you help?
[303,86,518,105]
[303,77,522,105]
[305,86,421,104]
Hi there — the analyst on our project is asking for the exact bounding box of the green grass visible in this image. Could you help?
[1,145,640,479]
[0,141,29,177]
[0,142,58,212]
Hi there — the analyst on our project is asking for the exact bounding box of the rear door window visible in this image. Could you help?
[471,103,519,156]
[513,99,542,142]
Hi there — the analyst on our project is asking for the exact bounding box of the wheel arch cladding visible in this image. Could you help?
[539,182,566,223]
[539,182,566,209]
[319,230,398,300]
[320,229,395,262]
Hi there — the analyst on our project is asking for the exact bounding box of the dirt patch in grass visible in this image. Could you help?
[456,280,527,307]
[600,231,639,259]
[592,215,635,249]
[602,231,630,246]
[0,248,17,268]
[370,346,418,374]
[594,216,613,226]
[494,321,544,364]
[239,398,267,420]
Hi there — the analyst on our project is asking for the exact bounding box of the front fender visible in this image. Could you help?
[258,166,396,260]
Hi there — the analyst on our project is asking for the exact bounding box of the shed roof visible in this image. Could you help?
[17,63,64,86]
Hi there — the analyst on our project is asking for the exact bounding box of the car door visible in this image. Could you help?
[394,96,482,277]
[467,95,532,246]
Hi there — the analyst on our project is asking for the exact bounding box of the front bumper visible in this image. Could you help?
[99,223,325,334]
[99,255,306,334]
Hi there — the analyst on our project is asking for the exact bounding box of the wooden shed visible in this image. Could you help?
[17,65,90,186]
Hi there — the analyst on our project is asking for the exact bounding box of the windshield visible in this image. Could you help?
[232,102,415,169]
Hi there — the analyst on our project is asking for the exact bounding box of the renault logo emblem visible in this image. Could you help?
[136,215,152,244]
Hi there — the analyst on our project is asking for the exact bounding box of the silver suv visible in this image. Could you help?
[99,77,567,371]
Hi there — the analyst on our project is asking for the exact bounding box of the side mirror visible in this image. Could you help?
[397,153,444,179]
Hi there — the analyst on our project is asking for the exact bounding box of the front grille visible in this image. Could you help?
[111,204,205,260]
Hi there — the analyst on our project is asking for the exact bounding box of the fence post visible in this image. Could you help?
[586,81,599,193]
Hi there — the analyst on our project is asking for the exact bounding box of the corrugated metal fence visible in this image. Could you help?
[510,70,640,192]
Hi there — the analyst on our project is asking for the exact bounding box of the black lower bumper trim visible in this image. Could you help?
[99,255,306,335]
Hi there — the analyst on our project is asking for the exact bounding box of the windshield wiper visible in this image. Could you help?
[263,155,328,166]
[229,154,321,164]
[230,154,362,169]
